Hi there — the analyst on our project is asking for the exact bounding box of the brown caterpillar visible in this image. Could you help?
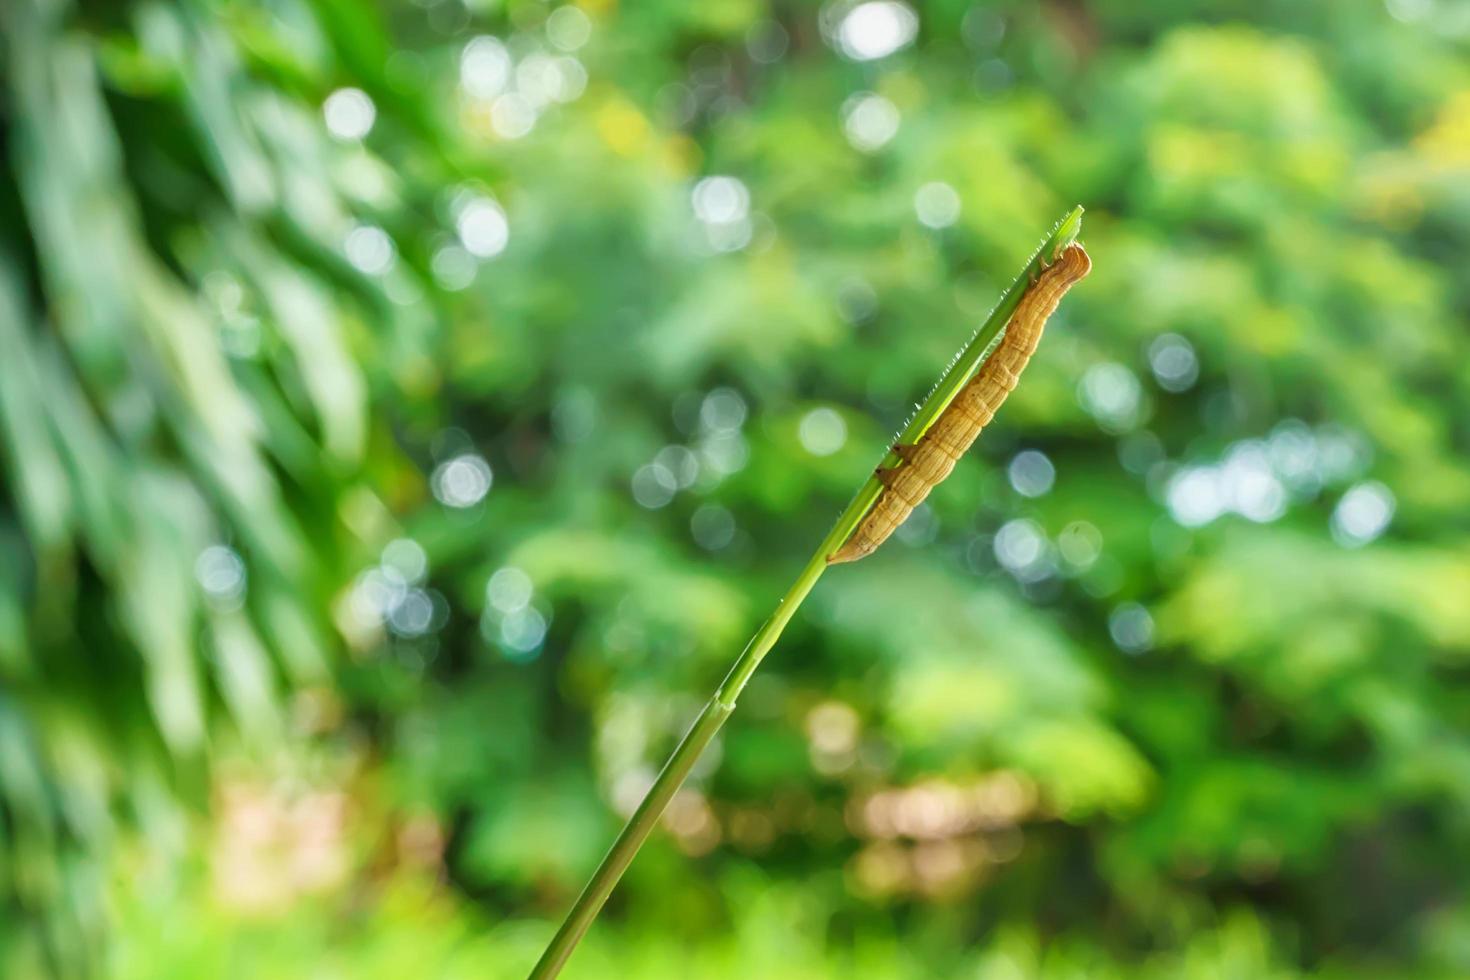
[829,242,1092,564]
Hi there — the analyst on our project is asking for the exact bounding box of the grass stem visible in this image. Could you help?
[528,206,1085,979]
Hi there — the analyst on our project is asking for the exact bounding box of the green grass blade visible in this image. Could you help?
[529,206,1085,978]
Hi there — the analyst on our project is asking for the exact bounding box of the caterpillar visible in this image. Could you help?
[829,242,1092,564]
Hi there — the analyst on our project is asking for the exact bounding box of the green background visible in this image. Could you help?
[3,0,1470,976]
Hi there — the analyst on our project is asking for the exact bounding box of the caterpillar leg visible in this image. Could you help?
[1030,250,1058,282]
[890,443,920,464]
[876,443,922,485]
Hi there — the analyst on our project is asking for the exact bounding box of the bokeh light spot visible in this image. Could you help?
[1148,333,1199,393]
[546,6,592,51]
[834,2,919,61]
[690,505,737,551]
[1078,362,1143,433]
[323,87,375,140]
[456,197,510,259]
[1331,481,1395,547]
[196,545,247,608]
[1007,449,1055,498]
[1108,602,1154,654]
[487,567,534,613]
[631,463,678,509]
[432,454,493,508]
[344,225,395,275]
[460,37,511,98]
[799,407,848,456]
[914,182,961,228]
[842,93,900,152]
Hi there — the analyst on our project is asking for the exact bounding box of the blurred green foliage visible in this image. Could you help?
[2,0,1470,976]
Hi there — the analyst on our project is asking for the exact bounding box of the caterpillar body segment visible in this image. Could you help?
[828,243,1092,564]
